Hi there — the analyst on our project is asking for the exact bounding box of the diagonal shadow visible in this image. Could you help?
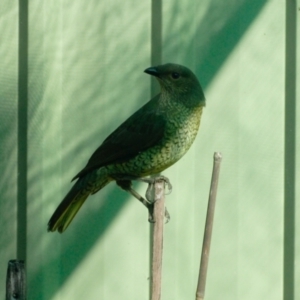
[30,186,130,300]
[198,0,268,89]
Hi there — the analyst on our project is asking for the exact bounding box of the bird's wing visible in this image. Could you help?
[73,94,166,180]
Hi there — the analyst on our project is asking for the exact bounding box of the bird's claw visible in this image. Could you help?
[117,176,172,224]
[163,208,170,223]
[141,175,172,200]
[142,175,171,223]
[148,205,170,224]
[148,204,154,222]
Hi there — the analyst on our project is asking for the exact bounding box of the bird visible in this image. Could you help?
[48,63,206,233]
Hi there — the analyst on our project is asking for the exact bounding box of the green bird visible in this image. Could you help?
[48,63,206,233]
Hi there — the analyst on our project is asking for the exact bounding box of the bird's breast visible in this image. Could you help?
[162,105,203,161]
[106,105,203,178]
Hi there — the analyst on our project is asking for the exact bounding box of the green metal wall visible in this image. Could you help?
[0,0,299,299]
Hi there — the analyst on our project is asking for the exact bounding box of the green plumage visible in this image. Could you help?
[48,63,205,233]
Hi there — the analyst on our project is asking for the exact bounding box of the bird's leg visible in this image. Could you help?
[116,180,155,222]
[141,176,171,223]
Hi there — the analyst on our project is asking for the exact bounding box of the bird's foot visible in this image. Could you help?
[116,177,171,223]
[147,204,170,224]
[139,175,172,197]
[142,176,171,223]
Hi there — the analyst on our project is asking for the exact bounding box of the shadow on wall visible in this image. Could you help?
[195,0,267,88]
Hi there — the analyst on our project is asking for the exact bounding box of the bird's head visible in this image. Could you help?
[144,63,205,107]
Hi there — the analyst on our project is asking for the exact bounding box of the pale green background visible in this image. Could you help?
[0,0,299,299]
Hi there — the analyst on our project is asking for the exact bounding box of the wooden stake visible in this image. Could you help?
[6,260,26,300]
[150,179,165,300]
[196,152,222,300]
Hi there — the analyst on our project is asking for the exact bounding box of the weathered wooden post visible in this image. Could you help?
[150,179,166,300]
[196,152,222,300]
[6,260,26,300]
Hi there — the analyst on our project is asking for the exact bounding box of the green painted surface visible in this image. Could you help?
[0,0,298,299]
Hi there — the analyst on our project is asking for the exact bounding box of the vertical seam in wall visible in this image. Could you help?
[17,0,28,260]
[284,0,296,299]
[151,0,162,97]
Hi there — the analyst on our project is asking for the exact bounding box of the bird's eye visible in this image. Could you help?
[171,72,180,79]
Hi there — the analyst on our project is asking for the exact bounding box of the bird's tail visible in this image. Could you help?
[48,174,110,233]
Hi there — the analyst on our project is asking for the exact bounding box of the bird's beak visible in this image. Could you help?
[144,67,160,77]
